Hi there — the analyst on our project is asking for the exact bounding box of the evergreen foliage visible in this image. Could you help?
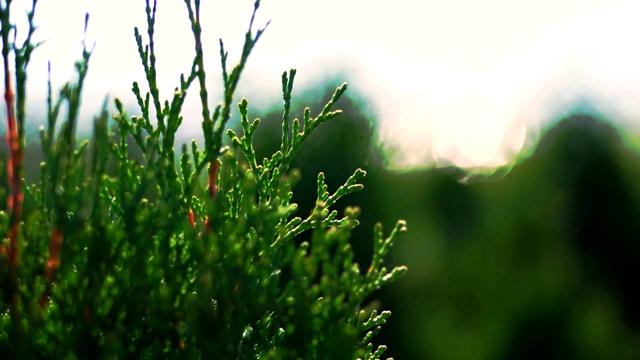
[0,0,407,358]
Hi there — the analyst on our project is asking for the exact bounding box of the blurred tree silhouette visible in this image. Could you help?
[538,115,640,324]
[250,88,640,359]
[385,113,640,359]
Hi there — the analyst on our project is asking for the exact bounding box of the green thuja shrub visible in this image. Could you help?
[0,0,407,358]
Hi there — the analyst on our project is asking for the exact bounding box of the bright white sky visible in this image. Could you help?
[5,0,640,170]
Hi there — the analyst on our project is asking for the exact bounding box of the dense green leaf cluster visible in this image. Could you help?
[0,0,406,358]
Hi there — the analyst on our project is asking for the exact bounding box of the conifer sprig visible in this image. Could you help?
[0,1,407,358]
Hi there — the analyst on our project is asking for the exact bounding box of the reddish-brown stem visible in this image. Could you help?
[208,159,219,202]
[3,54,22,277]
[204,216,211,233]
[44,227,63,281]
[38,228,63,308]
[203,160,220,234]
[188,209,195,229]
[2,15,24,325]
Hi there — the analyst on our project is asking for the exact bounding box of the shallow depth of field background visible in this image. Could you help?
[4,0,640,358]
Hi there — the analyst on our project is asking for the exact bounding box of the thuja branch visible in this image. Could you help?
[184,0,270,170]
[278,70,348,174]
[1,0,41,338]
[1,0,39,271]
[182,0,269,217]
[134,0,163,133]
[13,0,39,142]
[0,0,409,357]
